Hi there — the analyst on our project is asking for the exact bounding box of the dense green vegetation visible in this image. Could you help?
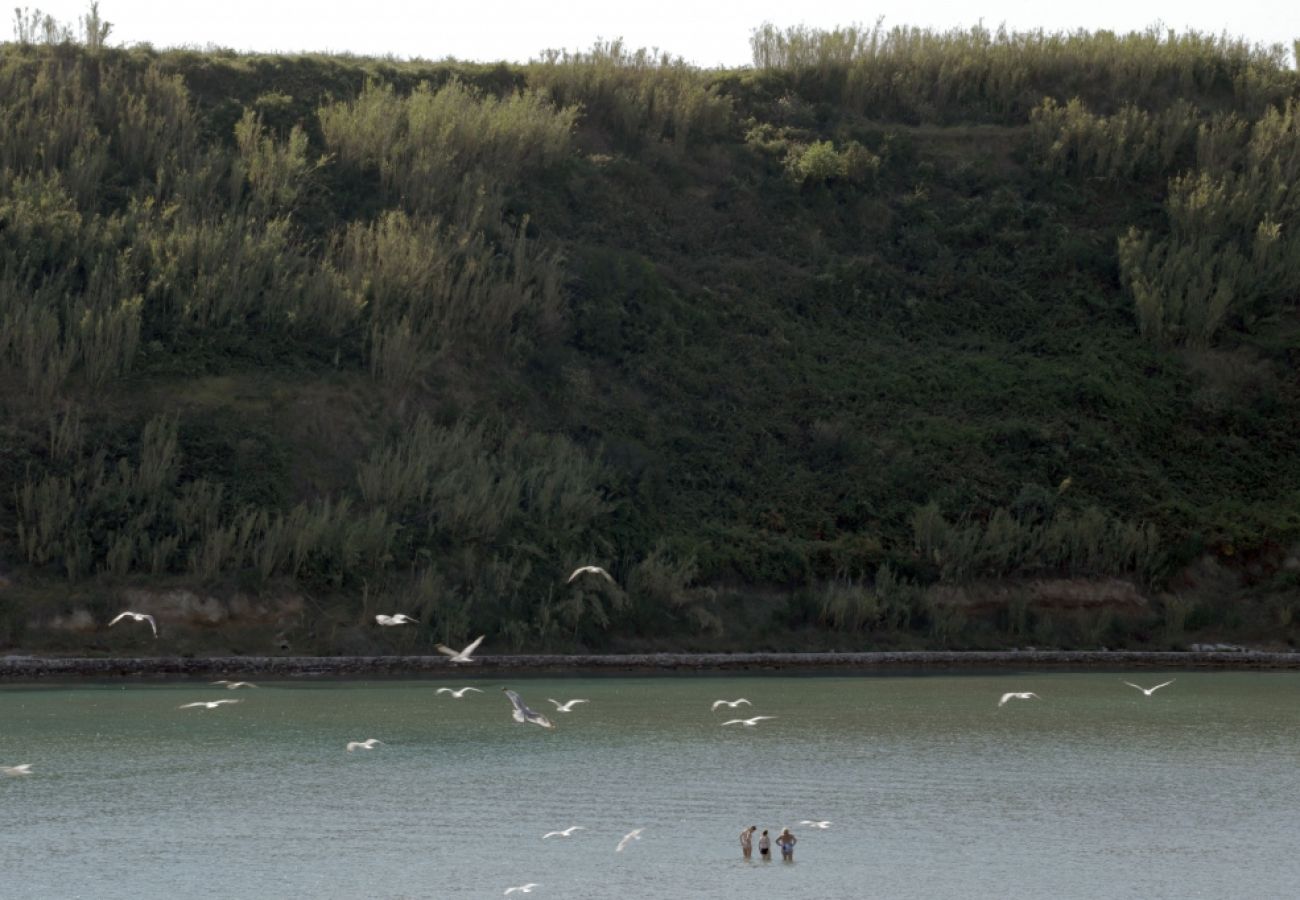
[2,13,1298,654]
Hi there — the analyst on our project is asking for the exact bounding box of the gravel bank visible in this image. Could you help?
[1,650,1297,680]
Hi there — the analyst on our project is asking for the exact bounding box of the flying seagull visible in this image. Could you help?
[548,698,588,713]
[799,820,832,829]
[711,698,751,711]
[1,764,33,777]
[178,699,242,710]
[436,687,483,699]
[616,829,644,852]
[502,689,554,729]
[211,680,257,689]
[566,565,615,585]
[504,885,538,896]
[721,716,775,727]
[375,614,418,626]
[998,692,1040,707]
[346,738,384,752]
[108,611,157,637]
[1123,679,1175,696]
[542,826,584,839]
[437,635,485,663]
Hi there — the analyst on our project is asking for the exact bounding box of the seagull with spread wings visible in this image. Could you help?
[108,611,157,637]
[2,764,33,777]
[502,689,554,729]
[998,692,1040,707]
[721,716,775,727]
[211,680,257,689]
[616,829,644,852]
[1123,679,1175,696]
[346,738,384,752]
[178,699,242,710]
[548,698,588,713]
[375,614,418,626]
[567,565,615,585]
[437,635,485,663]
[542,826,584,839]
[711,698,751,711]
[436,686,483,699]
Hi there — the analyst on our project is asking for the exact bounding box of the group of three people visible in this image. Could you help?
[739,825,797,861]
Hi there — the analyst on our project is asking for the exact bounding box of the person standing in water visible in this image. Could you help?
[776,827,798,861]
[757,829,771,861]
[739,825,757,860]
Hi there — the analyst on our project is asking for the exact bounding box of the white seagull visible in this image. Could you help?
[800,820,832,829]
[2,764,33,777]
[211,680,257,689]
[998,692,1040,707]
[548,698,588,713]
[108,611,157,637]
[566,565,615,585]
[178,699,242,710]
[1123,679,1175,696]
[375,614,418,626]
[503,689,554,729]
[346,738,384,752]
[436,687,483,699]
[504,885,538,896]
[542,826,584,839]
[437,635,486,663]
[616,829,644,852]
[711,698,751,711]
[721,716,775,727]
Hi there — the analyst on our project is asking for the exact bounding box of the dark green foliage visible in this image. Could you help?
[1,27,1298,653]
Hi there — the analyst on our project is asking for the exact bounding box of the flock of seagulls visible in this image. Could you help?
[21,573,1190,897]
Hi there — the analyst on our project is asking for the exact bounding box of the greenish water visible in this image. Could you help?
[2,672,1298,899]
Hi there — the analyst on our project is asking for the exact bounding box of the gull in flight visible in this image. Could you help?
[722,716,775,727]
[375,614,418,626]
[108,611,157,637]
[503,689,554,729]
[437,687,483,699]
[799,820,832,829]
[179,699,242,710]
[548,698,588,713]
[504,885,538,896]
[212,680,257,689]
[567,565,615,585]
[1123,679,1175,696]
[437,635,486,663]
[346,738,384,752]
[998,692,1040,707]
[616,829,644,852]
[711,698,751,711]
[2,764,33,777]
[542,826,584,839]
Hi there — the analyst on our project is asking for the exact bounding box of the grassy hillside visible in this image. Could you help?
[1,21,1299,653]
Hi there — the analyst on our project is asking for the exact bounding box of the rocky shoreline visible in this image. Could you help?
[1,649,1298,679]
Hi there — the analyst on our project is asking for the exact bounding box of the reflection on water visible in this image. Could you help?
[2,673,1298,899]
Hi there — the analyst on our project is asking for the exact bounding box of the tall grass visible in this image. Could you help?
[750,22,1295,123]
[1120,100,1300,344]
[318,78,576,220]
[912,502,1166,586]
[529,40,733,150]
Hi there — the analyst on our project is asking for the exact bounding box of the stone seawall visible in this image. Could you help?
[1,650,1297,680]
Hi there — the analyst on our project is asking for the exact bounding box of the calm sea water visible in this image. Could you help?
[2,672,1297,899]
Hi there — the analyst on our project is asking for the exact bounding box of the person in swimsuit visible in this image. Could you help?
[777,827,797,861]
[740,825,757,860]
[758,829,771,860]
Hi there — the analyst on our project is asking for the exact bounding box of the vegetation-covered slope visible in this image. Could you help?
[2,20,1298,653]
